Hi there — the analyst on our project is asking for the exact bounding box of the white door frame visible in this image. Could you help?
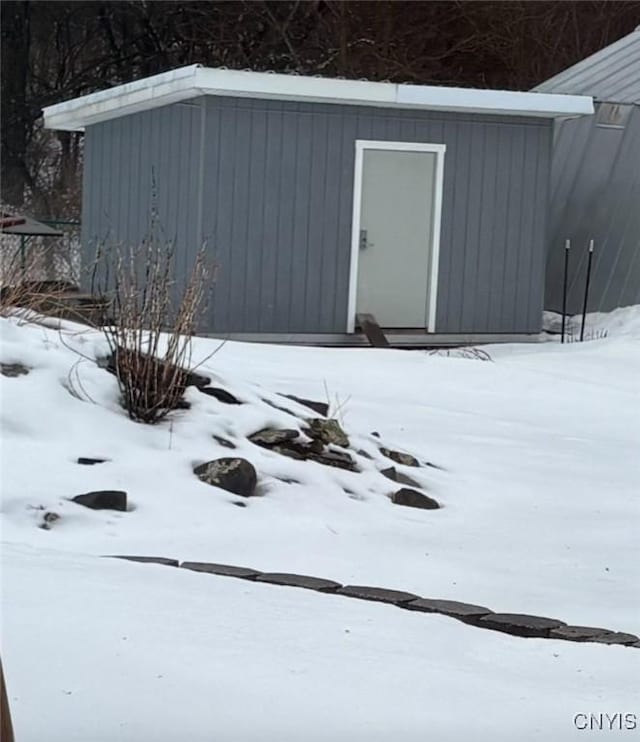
[346,139,446,333]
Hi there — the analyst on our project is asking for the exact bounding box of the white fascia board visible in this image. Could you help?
[43,64,594,132]
[396,84,594,117]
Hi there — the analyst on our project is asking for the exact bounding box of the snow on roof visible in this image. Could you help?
[43,64,593,132]
[534,27,640,104]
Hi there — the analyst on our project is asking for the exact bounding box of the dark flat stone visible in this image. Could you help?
[337,585,419,605]
[71,490,127,511]
[282,395,329,417]
[549,625,612,642]
[112,555,178,567]
[77,457,108,465]
[404,598,493,622]
[380,467,421,487]
[477,613,566,638]
[180,561,261,580]
[590,632,639,646]
[256,573,342,593]
[199,386,242,404]
[391,488,440,510]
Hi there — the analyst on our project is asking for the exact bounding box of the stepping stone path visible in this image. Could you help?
[404,598,493,623]
[113,556,179,567]
[477,613,566,638]
[256,573,341,593]
[181,562,261,580]
[108,556,639,649]
[337,586,419,605]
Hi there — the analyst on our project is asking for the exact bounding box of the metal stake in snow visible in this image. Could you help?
[580,239,595,342]
[561,239,570,344]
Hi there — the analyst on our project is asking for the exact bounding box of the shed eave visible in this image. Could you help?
[43,64,594,132]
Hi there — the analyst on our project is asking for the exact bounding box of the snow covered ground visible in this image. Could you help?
[1,306,639,740]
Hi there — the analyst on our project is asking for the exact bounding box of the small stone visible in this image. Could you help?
[71,490,127,511]
[112,556,178,567]
[39,511,60,530]
[549,625,613,643]
[380,447,420,467]
[255,573,342,592]
[272,445,306,460]
[249,428,300,447]
[77,457,108,465]
[404,598,493,622]
[337,585,419,605]
[180,562,260,579]
[307,449,358,472]
[380,467,421,487]
[199,387,242,404]
[282,395,329,417]
[371,432,380,438]
[391,488,440,510]
[0,362,30,377]
[356,449,373,460]
[194,458,257,497]
[307,418,349,448]
[590,632,639,646]
[213,435,236,449]
[477,613,566,638]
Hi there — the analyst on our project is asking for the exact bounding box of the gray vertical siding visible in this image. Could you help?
[545,104,640,314]
[81,101,203,310]
[201,97,551,334]
[83,95,552,335]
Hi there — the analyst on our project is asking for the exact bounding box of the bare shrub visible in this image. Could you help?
[92,237,216,424]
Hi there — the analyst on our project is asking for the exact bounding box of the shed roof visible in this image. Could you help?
[534,27,640,104]
[43,65,593,132]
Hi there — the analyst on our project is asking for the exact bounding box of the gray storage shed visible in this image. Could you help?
[43,66,591,344]
[535,28,640,315]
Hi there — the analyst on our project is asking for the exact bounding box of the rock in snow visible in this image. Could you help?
[194,458,258,497]
[71,490,128,511]
[391,488,440,510]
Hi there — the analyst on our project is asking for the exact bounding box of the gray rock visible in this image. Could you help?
[180,562,261,579]
[404,598,493,622]
[194,458,257,497]
[71,490,127,511]
[589,632,639,646]
[77,457,107,465]
[391,488,440,510]
[282,395,329,417]
[256,573,342,592]
[112,556,179,567]
[380,447,420,467]
[477,613,566,638]
[249,428,300,447]
[0,362,30,377]
[199,387,241,404]
[307,418,349,448]
[380,467,421,487]
[337,585,419,605]
[307,449,358,472]
[549,625,613,642]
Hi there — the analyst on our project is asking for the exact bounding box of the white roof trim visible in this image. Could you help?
[43,64,594,131]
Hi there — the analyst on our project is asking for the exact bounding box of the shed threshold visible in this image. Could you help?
[201,332,541,348]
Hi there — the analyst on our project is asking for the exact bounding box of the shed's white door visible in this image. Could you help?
[355,147,439,328]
